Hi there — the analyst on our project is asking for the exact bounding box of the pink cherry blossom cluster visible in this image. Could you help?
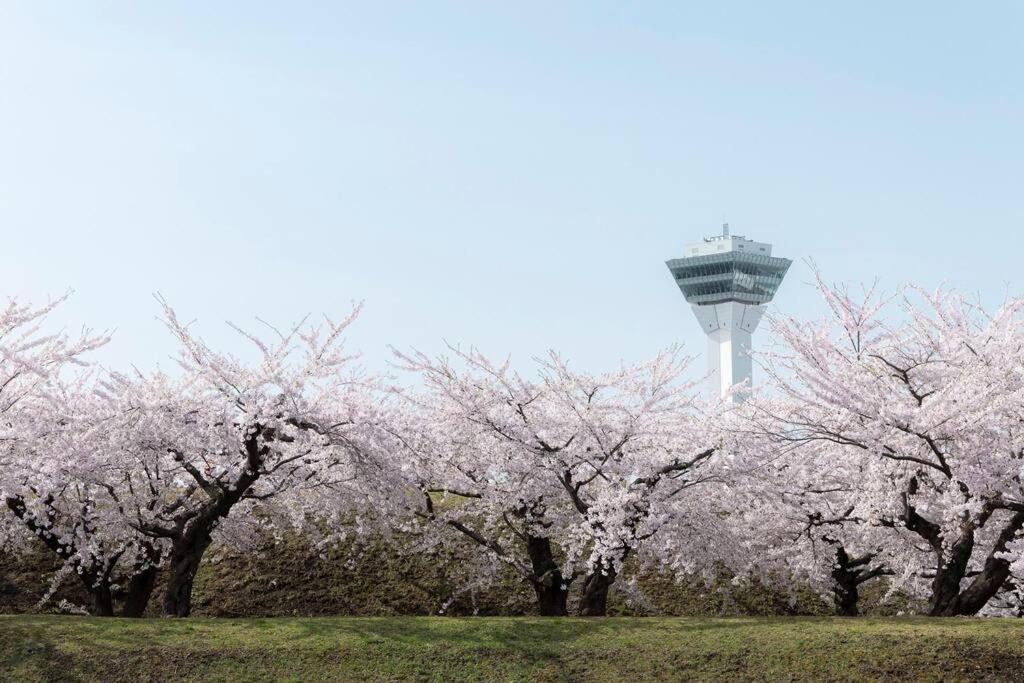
[2,269,1023,619]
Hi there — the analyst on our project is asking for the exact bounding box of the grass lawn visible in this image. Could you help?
[2,615,1023,682]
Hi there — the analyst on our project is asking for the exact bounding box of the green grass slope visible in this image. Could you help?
[2,616,1023,682]
[2,535,855,618]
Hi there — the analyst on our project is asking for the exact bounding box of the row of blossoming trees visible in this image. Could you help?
[2,273,1023,619]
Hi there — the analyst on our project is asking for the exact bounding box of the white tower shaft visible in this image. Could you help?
[690,302,765,400]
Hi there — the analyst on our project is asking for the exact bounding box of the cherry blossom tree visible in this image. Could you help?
[0,296,132,618]
[0,295,106,413]
[1,379,165,616]
[748,272,1024,616]
[383,346,723,616]
[720,423,917,616]
[107,299,375,617]
[7,275,1022,622]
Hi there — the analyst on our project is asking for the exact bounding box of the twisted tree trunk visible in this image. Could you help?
[119,564,160,617]
[830,546,889,617]
[90,584,115,617]
[928,510,1024,616]
[578,563,617,617]
[526,535,569,616]
[160,428,264,617]
[163,529,214,617]
[831,547,860,617]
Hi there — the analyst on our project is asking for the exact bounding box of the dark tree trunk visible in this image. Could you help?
[899,478,1024,616]
[532,578,569,617]
[525,535,569,616]
[831,547,860,617]
[953,564,1014,615]
[928,510,1024,616]
[118,563,160,617]
[161,430,263,617]
[90,583,115,617]
[578,563,617,617]
[163,530,214,618]
[929,573,966,616]
[927,527,974,616]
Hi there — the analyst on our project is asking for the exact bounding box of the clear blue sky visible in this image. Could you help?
[2,2,1021,377]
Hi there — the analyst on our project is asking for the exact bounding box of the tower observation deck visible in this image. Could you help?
[665,225,791,400]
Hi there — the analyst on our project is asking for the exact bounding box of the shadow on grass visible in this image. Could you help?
[275,614,765,648]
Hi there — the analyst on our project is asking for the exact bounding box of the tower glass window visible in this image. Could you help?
[665,228,791,399]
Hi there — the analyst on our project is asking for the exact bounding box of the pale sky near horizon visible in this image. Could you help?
[1,2,1022,380]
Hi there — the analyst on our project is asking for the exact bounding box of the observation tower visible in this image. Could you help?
[665,225,791,400]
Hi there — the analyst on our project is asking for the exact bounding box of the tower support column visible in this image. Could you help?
[690,302,765,400]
